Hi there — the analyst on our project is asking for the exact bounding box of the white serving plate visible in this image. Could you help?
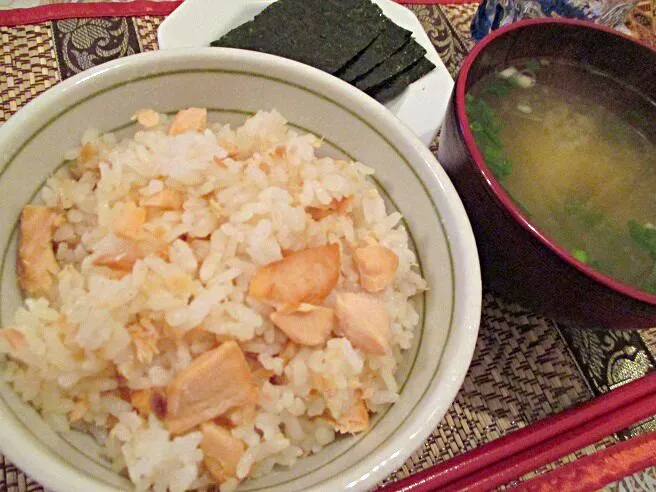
[157,0,454,146]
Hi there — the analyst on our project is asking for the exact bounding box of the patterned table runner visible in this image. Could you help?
[1,2,655,490]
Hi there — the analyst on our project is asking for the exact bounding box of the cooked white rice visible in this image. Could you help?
[0,109,426,491]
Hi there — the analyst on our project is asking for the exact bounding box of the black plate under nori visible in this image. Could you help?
[211,0,386,74]
[368,56,436,103]
[354,37,426,92]
[337,20,412,83]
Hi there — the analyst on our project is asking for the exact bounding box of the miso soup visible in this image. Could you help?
[467,58,656,294]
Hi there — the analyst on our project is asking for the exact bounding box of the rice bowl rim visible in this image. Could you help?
[0,48,482,492]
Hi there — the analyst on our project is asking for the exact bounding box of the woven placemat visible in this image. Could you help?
[1,4,655,491]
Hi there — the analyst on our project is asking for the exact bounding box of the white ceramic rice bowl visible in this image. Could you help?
[0,48,481,492]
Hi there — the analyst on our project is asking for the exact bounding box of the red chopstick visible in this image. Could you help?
[380,371,656,492]
[440,391,656,491]
[515,430,656,491]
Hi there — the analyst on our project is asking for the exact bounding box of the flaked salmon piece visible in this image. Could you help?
[99,269,130,280]
[93,243,143,272]
[252,367,275,384]
[279,248,296,258]
[258,161,271,173]
[130,389,153,416]
[150,390,168,419]
[213,155,228,169]
[106,414,119,430]
[226,403,257,427]
[335,292,391,355]
[243,353,259,371]
[93,237,167,273]
[309,372,330,393]
[130,388,167,419]
[270,304,334,347]
[353,244,399,292]
[200,422,245,483]
[249,244,340,308]
[166,341,258,435]
[112,202,146,239]
[139,189,184,211]
[215,143,239,160]
[127,317,160,365]
[306,196,353,221]
[18,206,61,297]
[183,326,218,350]
[270,145,287,159]
[215,333,237,344]
[107,387,130,402]
[0,329,27,350]
[78,142,100,170]
[168,108,207,136]
[334,397,369,434]
[278,341,300,364]
[69,399,89,423]
[133,109,160,128]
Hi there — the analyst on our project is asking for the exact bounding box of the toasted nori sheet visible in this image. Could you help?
[354,37,426,92]
[337,20,412,83]
[211,0,386,74]
[368,56,436,103]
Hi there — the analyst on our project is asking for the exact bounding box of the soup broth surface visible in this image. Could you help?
[467,58,656,294]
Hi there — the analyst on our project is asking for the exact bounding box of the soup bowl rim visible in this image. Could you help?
[455,17,656,306]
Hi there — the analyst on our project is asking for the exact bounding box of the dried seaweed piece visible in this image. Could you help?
[338,20,412,83]
[354,38,426,92]
[368,57,436,103]
[211,0,386,74]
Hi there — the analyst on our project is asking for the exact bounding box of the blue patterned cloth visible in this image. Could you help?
[471,0,637,40]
